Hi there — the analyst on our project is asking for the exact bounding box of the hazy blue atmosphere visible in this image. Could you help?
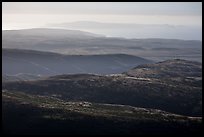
[2,2,202,135]
[2,2,202,40]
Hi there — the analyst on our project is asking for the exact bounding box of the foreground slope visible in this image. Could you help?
[2,90,202,135]
[2,59,202,116]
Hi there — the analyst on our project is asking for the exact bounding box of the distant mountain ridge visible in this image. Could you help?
[3,28,202,62]
[3,28,105,38]
[47,21,202,40]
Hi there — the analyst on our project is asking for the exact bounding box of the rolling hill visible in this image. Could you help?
[2,48,153,77]
[3,59,202,117]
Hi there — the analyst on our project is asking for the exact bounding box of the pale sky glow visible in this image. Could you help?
[2,2,202,15]
[2,2,202,30]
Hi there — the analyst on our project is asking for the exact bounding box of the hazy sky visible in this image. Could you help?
[2,2,202,30]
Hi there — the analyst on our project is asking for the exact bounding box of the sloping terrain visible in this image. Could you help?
[2,59,202,117]
[2,48,152,76]
[2,90,202,135]
[124,59,202,87]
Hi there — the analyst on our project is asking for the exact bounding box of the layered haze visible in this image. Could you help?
[2,2,202,40]
[2,2,202,135]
